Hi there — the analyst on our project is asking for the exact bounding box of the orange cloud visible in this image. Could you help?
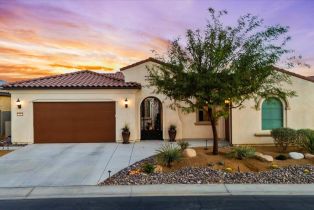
[0,64,53,75]
[0,64,55,81]
[50,63,113,71]
[0,46,48,59]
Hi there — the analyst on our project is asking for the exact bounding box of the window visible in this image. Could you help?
[262,98,283,130]
[198,109,209,122]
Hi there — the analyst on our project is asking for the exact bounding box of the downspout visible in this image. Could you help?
[230,106,233,145]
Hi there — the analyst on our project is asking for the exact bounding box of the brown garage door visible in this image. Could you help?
[34,102,116,143]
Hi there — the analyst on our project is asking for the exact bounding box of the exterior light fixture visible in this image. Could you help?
[16,98,22,109]
[124,98,128,108]
[224,99,230,105]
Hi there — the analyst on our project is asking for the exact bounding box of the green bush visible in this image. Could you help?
[275,154,288,160]
[226,146,256,160]
[297,129,314,139]
[141,163,155,174]
[297,129,314,154]
[271,128,297,152]
[177,141,189,150]
[156,143,181,167]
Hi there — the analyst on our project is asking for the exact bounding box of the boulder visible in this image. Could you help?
[289,152,304,160]
[224,167,233,173]
[154,165,163,173]
[255,152,263,157]
[304,153,314,159]
[255,152,273,162]
[182,148,197,158]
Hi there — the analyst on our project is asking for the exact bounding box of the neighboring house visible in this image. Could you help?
[2,58,314,145]
[0,80,11,137]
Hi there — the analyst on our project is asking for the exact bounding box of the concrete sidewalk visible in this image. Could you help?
[0,184,314,200]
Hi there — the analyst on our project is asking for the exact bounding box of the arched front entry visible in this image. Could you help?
[140,97,163,140]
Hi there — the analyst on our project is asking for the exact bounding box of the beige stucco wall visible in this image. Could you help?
[232,75,314,145]
[123,61,225,141]
[9,62,314,145]
[0,95,11,112]
[9,89,139,144]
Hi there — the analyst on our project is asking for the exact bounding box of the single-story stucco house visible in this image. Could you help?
[2,58,314,145]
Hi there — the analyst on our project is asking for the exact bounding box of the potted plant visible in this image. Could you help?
[122,124,130,144]
[168,124,177,142]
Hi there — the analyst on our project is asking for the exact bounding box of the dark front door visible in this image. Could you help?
[140,97,162,140]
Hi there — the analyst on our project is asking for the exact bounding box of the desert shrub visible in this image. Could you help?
[141,163,155,174]
[275,154,288,160]
[156,143,181,167]
[297,129,314,139]
[177,141,189,150]
[226,146,256,160]
[270,164,279,169]
[297,129,314,154]
[271,128,297,152]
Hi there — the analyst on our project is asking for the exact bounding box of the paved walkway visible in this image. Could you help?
[0,184,313,200]
[0,141,161,187]
[0,140,222,187]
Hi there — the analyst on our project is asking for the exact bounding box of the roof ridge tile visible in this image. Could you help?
[3,70,140,89]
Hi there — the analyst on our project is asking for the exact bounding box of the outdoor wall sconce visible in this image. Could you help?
[224,99,230,105]
[124,98,128,108]
[16,98,22,109]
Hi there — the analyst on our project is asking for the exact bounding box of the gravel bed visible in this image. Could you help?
[100,156,314,185]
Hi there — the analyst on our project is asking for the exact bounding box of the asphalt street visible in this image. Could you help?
[0,195,314,210]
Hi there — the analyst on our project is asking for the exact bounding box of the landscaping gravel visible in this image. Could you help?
[101,156,314,185]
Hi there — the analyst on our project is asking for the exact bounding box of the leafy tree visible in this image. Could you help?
[147,8,297,155]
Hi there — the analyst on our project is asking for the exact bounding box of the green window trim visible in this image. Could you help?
[262,98,283,130]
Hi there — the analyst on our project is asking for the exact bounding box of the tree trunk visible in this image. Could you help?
[208,107,219,155]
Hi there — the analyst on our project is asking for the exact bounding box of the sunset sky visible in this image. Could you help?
[0,0,313,82]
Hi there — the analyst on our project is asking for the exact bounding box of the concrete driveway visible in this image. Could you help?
[0,141,164,187]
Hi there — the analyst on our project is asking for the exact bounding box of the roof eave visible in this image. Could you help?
[3,86,141,90]
[273,66,314,83]
[0,92,10,96]
[120,57,166,71]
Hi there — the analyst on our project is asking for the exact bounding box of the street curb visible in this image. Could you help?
[0,184,314,200]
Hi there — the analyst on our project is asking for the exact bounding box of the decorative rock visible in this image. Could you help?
[270,164,279,169]
[207,162,215,167]
[255,152,263,157]
[218,161,224,166]
[101,155,314,185]
[304,169,310,174]
[255,152,273,162]
[305,153,314,159]
[224,167,232,173]
[154,165,163,173]
[182,148,197,158]
[289,152,304,160]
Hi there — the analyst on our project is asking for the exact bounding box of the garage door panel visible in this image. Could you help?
[34,102,116,143]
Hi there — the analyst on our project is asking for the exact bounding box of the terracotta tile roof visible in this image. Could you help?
[2,70,141,89]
